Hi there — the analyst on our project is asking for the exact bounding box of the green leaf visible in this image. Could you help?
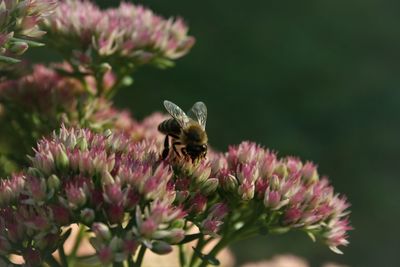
[0,55,20,64]
[10,37,45,47]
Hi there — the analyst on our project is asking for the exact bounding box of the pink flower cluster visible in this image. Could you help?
[212,141,352,253]
[0,0,57,62]
[0,127,185,265]
[43,0,195,68]
[0,65,82,116]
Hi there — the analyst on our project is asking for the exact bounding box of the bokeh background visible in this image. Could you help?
[35,0,400,266]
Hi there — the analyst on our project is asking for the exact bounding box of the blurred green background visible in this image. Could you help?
[40,0,400,266]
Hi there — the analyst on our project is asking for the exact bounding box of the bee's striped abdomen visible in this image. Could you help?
[158,118,181,136]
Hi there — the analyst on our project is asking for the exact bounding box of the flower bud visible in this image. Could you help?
[9,41,29,55]
[80,208,95,224]
[221,174,238,192]
[150,241,172,255]
[153,229,185,244]
[65,185,87,208]
[238,181,255,201]
[274,164,288,178]
[302,162,319,184]
[201,219,222,235]
[27,167,42,177]
[101,171,115,185]
[92,223,111,241]
[140,219,157,237]
[270,175,280,191]
[65,132,77,149]
[55,147,69,170]
[76,136,88,151]
[201,178,219,195]
[99,62,112,73]
[189,194,207,214]
[47,174,60,190]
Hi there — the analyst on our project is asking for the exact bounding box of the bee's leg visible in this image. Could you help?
[172,141,182,157]
[162,135,170,159]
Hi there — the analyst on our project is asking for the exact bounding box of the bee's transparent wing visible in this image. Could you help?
[187,101,207,130]
[163,100,190,128]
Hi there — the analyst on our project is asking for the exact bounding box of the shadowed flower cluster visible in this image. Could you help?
[0,126,185,265]
[0,0,57,64]
[211,141,352,254]
[0,64,137,173]
[42,0,195,71]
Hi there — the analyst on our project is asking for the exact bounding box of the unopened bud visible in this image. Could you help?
[222,174,238,192]
[27,167,42,177]
[80,208,95,224]
[150,240,172,255]
[274,164,288,178]
[99,62,112,73]
[76,136,88,151]
[55,148,69,170]
[47,175,60,190]
[238,182,255,201]
[101,171,114,185]
[92,223,111,241]
[9,41,28,55]
[201,178,219,195]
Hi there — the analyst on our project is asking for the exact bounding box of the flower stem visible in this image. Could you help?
[179,243,186,267]
[68,224,86,265]
[46,255,62,267]
[196,237,230,267]
[134,245,147,267]
[188,235,204,267]
[58,243,68,267]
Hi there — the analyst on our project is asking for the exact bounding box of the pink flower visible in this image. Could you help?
[43,1,195,69]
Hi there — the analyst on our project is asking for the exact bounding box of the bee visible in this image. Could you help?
[158,100,208,162]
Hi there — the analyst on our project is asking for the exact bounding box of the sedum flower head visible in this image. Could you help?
[0,64,136,173]
[0,0,57,63]
[212,141,352,254]
[0,126,185,264]
[42,0,195,71]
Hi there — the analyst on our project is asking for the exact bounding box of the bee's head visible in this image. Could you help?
[186,143,208,161]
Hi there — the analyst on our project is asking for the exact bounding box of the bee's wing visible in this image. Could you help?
[163,100,190,128]
[187,101,207,130]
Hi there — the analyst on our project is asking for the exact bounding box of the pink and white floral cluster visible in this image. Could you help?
[42,0,195,69]
[0,0,351,266]
[0,0,57,63]
[212,142,352,253]
[0,127,186,265]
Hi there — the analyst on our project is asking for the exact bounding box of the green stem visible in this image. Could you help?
[68,224,86,265]
[134,245,146,267]
[179,243,186,267]
[46,255,62,267]
[127,255,135,267]
[188,235,204,267]
[58,244,68,267]
[199,237,230,267]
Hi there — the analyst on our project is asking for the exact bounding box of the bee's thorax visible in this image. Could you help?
[181,124,208,145]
